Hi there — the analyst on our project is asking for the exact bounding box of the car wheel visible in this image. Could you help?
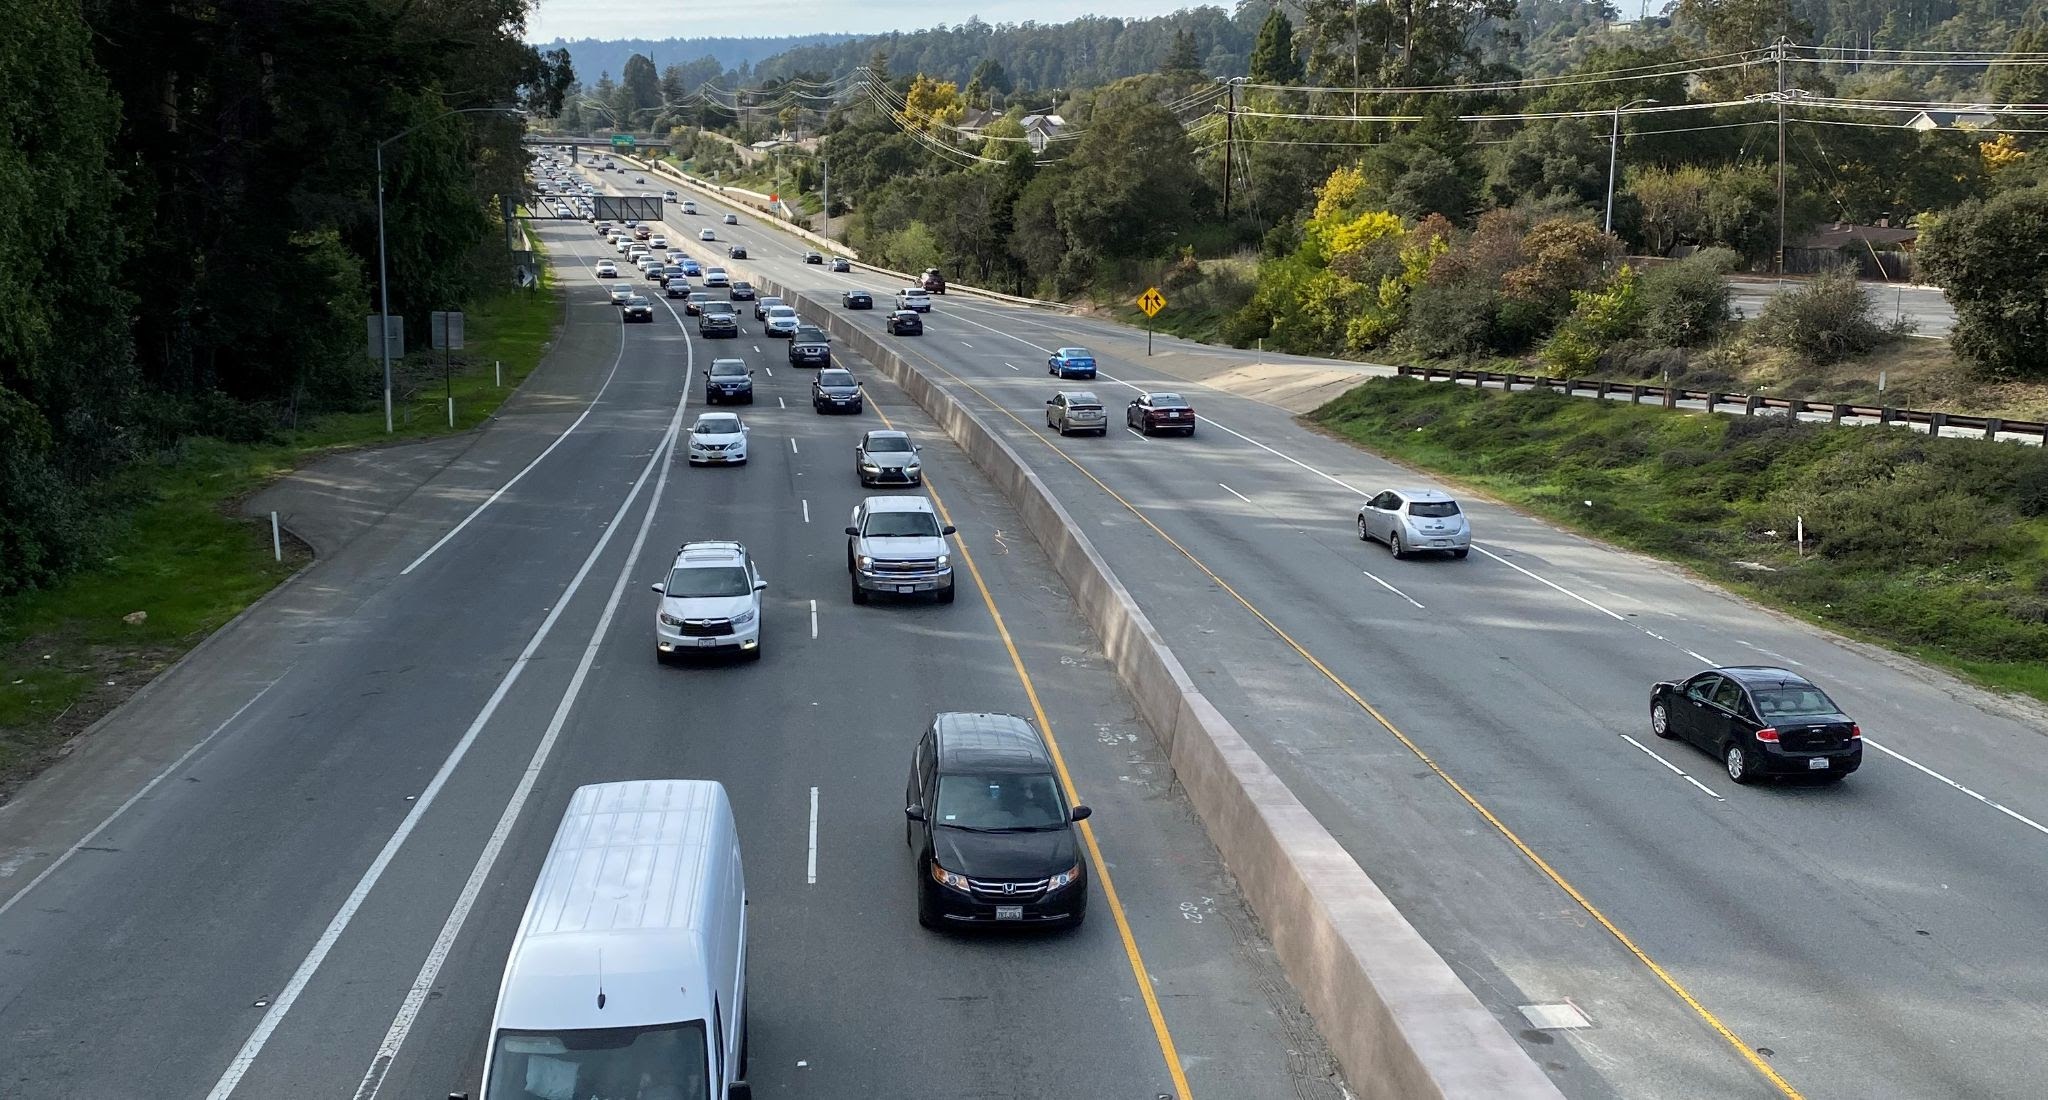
[853,402,863,414]
[1358,516,1372,542]
[938,582,956,605]
[1651,701,1674,740]
[917,883,939,931]
[746,644,763,662]
[851,575,868,604]
[1451,548,1469,560]
[655,647,672,666]
[1185,426,1196,437]
[1388,531,1407,560]
[1725,742,1758,785]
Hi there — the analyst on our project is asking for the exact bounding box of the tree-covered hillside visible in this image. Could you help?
[541,33,860,87]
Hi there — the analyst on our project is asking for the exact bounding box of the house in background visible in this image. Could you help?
[1787,220,1921,279]
[1904,107,1998,131]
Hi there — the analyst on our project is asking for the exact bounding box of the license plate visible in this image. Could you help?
[995,905,1023,921]
[898,585,915,594]
[1808,757,1829,770]
[697,638,720,647]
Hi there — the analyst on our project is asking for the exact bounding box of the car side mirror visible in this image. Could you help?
[941,525,957,536]
[904,804,926,821]
[1046,399,1055,405]
[650,582,665,594]
[845,526,860,536]
[1070,805,1092,822]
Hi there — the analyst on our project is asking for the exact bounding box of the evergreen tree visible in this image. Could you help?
[1249,8,1301,84]
[1162,28,1202,78]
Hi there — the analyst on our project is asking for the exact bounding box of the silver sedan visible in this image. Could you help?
[1357,488,1471,559]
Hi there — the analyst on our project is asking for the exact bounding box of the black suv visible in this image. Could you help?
[729,281,757,302]
[621,295,654,324]
[788,325,831,367]
[704,358,753,404]
[698,303,739,338]
[803,250,823,264]
[811,368,862,414]
[1650,666,1862,785]
[905,712,1091,930]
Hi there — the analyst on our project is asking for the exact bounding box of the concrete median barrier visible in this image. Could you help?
[753,273,1565,1100]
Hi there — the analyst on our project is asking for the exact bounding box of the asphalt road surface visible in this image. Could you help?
[1729,277,1953,338]
[0,201,1345,1097]
[626,164,2048,1100]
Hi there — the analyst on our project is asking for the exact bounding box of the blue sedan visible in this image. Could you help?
[1048,347,1097,379]
[680,259,702,276]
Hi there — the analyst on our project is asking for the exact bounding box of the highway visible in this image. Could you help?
[0,200,1345,1096]
[629,163,2048,1100]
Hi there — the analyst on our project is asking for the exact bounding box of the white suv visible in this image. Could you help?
[652,542,766,661]
[895,288,932,313]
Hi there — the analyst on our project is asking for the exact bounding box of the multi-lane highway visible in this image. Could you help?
[0,186,1348,1097]
[615,161,2048,1100]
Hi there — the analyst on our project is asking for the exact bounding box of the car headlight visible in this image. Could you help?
[856,554,872,570]
[730,608,756,626]
[1048,863,1083,890]
[904,463,920,474]
[930,861,971,894]
[861,463,881,473]
[659,612,684,627]
[937,553,950,568]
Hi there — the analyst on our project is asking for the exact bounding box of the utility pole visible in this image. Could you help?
[1222,80,1237,220]
[821,159,829,222]
[1775,36,1788,277]
[1605,98,1659,236]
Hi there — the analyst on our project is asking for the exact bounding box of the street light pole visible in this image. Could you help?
[376,105,523,433]
[1605,97,1659,236]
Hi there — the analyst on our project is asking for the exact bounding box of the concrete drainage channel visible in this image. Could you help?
[743,271,1564,1100]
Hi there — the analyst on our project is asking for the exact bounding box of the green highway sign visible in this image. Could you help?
[610,134,636,149]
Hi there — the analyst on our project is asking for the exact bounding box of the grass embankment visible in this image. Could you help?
[1091,253,1258,345]
[1311,378,2048,702]
[0,267,561,791]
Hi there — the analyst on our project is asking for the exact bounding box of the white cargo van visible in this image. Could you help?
[456,780,750,1100]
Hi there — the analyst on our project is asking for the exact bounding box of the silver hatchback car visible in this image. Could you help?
[1045,391,1108,436]
[1357,488,1471,559]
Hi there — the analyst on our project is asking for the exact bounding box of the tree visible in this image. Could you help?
[1918,188,2048,378]
[1162,28,1203,79]
[1990,8,2048,111]
[1484,118,1607,210]
[621,53,662,128]
[902,73,964,133]
[1672,0,1814,97]
[1249,7,1303,84]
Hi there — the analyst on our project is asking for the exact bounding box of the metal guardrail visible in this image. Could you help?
[1394,364,2048,446]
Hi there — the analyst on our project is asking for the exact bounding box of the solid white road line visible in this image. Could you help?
[399,320,629,576]
[352,383,692,1100]
[207,373,696,1100]
[1218,482,1254,505]
[0,678,284,921]
[810,599,818,640]
[1472,546,1629,623]
[1360,569,1425,610]
[807,786,820,884]
[1126,427,1147,440]
[1620,734,1725,801]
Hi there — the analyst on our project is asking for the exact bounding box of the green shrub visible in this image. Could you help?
[1751,268,1903,364]
[1637,248,1737,347]
[1398,282,1499,359]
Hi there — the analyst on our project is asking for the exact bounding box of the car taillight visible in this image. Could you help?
[1849,724,1862,740]
[1755,727,1779,743]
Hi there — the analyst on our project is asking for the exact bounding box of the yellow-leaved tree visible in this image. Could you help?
[902,75,965,134]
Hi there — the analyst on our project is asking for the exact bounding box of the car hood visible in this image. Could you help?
[863,452,917,469]
[931,823,1078,880]
[858,533,942,560]
[660,594,752,620]
[690,430,745,447]
[816,383,858,396]
[709,375,750,387]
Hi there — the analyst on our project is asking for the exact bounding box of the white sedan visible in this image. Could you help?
[686,412,749,465]
[594,260,618,278]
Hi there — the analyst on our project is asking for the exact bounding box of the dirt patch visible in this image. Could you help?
[0,637,185,806]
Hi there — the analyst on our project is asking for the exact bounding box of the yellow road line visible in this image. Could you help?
[879,347,1805,1100]
[868,402,1195,1100]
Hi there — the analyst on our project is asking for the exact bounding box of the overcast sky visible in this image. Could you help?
[524,0,1200,42]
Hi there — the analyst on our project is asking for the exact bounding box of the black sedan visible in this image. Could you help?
[1650,666,1862,785]
[905,712,1090,930]
[828,257,851,272]
[886,309,923,336]
[803,250,824,264]
[621,296,654,323]
[842,289,872,310]
[727,244,748,259]
[729,281,757,302]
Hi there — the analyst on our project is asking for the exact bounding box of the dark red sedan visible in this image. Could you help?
[1126,392,1196,437]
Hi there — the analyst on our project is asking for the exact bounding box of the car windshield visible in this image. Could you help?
[1409,500,1461,518]
[710,361,747,377]
[1149,393,1189,408]
[689,294,708,303]
[796,327,827,342]
[862,510,940,537]
[485,1022,707,1100]
[695,416,741,435]
[1751,685,1840,718]
[865,435,912,453]
[819,371,854,387]
[933,773,1067,830]
[768,308,796,320]
[664,565,751,598]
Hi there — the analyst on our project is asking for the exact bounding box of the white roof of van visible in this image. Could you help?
[493,780,737,1031]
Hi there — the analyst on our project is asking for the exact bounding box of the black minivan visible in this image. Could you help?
[905,712,1090,929]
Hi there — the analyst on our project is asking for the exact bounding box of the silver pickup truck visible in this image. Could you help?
[846,496,955,605]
